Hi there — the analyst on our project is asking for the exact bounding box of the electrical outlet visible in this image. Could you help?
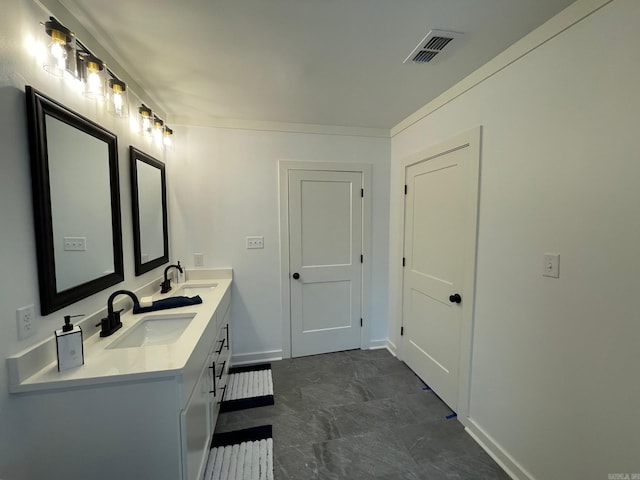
[17,305,36,340]
[194,253,204,266]
[246,236,264,249]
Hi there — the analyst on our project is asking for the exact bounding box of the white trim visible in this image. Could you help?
[367,339,389,350]
[278,161,373,359]
[398,127,481,420]
[386,339,398,357]
[231,350,284,366]
[391,0,614,137]
[172,116,390,138]
[463,420,532,480]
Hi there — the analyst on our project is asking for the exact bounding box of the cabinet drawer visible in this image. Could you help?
[208,349,230,398]
[210,323,230,357]
[181,363,212,480]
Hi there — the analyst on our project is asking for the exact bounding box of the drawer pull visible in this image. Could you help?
[217,385,227,404]
[209,362,216,395]
[224,324,230,350]
[215,338,225,354]
[216,360,226,380]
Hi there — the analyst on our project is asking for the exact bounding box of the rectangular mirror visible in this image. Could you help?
[26,86,124,315]
[129,146,169,275]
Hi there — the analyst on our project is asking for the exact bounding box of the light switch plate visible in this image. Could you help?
[543,253,560,278]
[246,236,264,249]
[63,236,86,251]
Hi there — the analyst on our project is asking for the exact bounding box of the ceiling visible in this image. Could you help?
[59,0,576,131]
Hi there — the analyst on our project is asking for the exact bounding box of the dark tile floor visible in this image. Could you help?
[215,349,510,479]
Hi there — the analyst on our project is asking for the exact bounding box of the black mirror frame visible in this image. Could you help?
[25,86,124,315]
[129,146,169,276]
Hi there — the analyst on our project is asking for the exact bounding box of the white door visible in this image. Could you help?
[402,143,476,411]
[288,169,362,357]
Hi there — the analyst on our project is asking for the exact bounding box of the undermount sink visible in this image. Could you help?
[177,284,217,297]
[106,313,196,349]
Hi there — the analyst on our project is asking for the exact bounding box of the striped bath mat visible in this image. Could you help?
[204,425,273,480]
[220,364,274,413]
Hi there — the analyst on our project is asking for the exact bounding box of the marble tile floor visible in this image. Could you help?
[214,349,510,479]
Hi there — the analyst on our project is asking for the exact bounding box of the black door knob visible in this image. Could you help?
[449,293,462,304]
[292,272,300,280]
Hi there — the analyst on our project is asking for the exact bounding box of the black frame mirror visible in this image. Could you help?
[25,86,124,315]
[129,146,169,275]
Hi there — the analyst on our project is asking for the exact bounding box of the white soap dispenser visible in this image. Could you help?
[55,314,84,372]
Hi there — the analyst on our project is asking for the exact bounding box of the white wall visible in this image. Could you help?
[389,0,640,478]
[0,1,171,477]
[169,126,390,360]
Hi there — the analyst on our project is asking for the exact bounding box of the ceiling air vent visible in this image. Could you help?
[404,29,463,64]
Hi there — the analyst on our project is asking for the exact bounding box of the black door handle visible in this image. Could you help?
[449,293,462,304]
[292,272,300,280]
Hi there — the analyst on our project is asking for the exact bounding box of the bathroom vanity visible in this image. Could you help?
[7,271,231,480]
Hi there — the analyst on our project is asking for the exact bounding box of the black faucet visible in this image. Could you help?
[160,262,183,294]
[96,290,140,337]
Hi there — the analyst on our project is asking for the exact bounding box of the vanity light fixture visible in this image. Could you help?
[36,17,178,151]
[42,17,76,77]
[107,78,129,117]
[138,104,153,136]
[80,53,106,100]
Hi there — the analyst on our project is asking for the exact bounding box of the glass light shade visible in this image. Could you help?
[163,126,174,151]
[81,54,106,100]
[107,79,129,117]
[138,105,153,136]
[42,17,76,77]
[152,116,164,145]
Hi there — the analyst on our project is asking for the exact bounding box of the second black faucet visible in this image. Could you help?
[160,262,183,294]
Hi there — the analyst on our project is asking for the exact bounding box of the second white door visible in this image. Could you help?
[288,169,362,357]
[402,140,476,412]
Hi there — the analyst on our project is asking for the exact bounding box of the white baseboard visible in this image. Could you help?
[386,339,398,357]
[231,350,283,366]
[462,417,532,480]
[367,339,388,350]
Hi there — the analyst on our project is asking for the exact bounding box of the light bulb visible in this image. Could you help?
[82,56,105,100]
[163,126,174,151]
[152,116,164,144]
[50,42,65,62]
[113,92,123,115]
[87,71,100,93]
[138,105,153,136]
[107,79,128,117]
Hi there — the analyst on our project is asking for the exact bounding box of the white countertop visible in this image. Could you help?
[8,277,231,394]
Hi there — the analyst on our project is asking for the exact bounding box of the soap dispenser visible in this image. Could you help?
[55,314,84,372]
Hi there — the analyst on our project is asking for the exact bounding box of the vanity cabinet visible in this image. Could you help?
[7,277,232,480]
[182,288,231,480]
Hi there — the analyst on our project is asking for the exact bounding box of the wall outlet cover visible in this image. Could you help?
[17,305,36,340]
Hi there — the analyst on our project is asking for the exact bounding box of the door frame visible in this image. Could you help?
[279,161,372,359]
[399,127,481,419]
